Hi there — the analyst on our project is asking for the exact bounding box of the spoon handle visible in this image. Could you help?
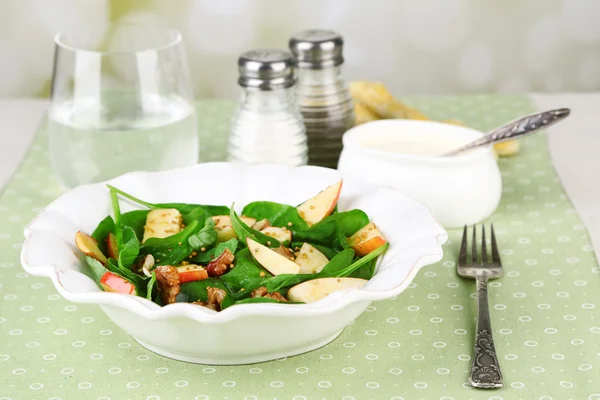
[444,108,571,156]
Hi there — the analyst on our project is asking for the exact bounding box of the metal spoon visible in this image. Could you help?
[443,108,571,156]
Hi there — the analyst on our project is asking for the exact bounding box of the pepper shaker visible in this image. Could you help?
[228,49,308,167]
[289,29,354,168]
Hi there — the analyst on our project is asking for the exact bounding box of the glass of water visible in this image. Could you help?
[49,24,199,188]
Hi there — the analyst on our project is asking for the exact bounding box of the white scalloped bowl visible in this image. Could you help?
[21,163,447,365]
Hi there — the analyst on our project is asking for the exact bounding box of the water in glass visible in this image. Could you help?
[49,25,198,188]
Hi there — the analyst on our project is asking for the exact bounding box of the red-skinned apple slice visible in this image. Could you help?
[287,277,367,303]
[100,271,137,295]
[176,264,209,283]
[296,180,343,225]
[246,238,300,275]
[106,232,118,260]
[75,231,108,265]
[261,227,292,244]
[295,243,329,274]
[347,223,388,256]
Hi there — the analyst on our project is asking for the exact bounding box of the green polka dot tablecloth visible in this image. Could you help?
[1,95,599,400]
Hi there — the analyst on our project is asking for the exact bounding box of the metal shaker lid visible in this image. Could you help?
[289,29,344,69]
[238,49,296,90]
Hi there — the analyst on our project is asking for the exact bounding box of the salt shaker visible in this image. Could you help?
[289,30,355,168]
[228,49,308,167]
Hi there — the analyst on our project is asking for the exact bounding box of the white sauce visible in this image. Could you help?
[361,138,459,156]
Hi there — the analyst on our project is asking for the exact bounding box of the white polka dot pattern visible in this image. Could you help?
[0,97,598,399]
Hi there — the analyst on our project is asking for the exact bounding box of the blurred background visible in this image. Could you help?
[2,0,600,99]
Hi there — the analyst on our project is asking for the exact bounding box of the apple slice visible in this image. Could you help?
[246,238,300,275]
[273,245,294,260]
[212,215,257,227]
[212,215,232,228]
[213,216,235,242]
[261,227,292,244]
[215,226,237,242]
[241,216,257,227]
[295,243,329,274]
[75,231,108,265]
[176,264,209,284]
[296,180,342,226]
[100,271,137,295]
[347,223,388,257]
[213,215,257,242]
[106,232,118,260]
[287,277,367,303]
[252,219,271,231]
[143,208,184,243]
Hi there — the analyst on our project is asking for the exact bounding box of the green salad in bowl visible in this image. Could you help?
[75,180,389,312]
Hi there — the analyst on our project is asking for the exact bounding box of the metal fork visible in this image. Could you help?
[457,224,503,389]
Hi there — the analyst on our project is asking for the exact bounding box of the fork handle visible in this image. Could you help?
[470,275,503,388]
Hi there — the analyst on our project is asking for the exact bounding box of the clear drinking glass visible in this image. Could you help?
[48,24,198,188]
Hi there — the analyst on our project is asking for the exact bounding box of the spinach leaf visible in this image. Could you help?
[91,210,148,256]
[220,248,270,294]
[263,249,355,292]
[336,209,370,236]
[189,250,213,264]
[214,239,238,258]
[230,207,281,248]
[139,220,201,266]
[292,210,369,252]
[337,231,350,250]
[107,185,154,208]
[92,216,115,255]
[241,201,309,230]
[190,238,238,264]
[317,249,356,275]
[109,189,123,250]
[85,256,107,288]
[181,206,213,226]
[178,278,230,303]
[106,185,228,226]
[263,274,311,293]
[294,210,369,243]
[219,294,236,309]
[293,216,337,245]
[118,226,140,269]
[105,258,147,295]
[122,210,149,241]
[333,243,389,278]
[88,255,147,296]
[349,258,377,280]
[156,203,229,217]
[188,218,217,250]
[146,272,157,301]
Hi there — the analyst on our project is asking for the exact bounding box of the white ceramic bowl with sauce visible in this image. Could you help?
[338,120,502,228]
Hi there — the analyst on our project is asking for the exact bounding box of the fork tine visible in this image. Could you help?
[459,225,469,265]
[491,224,502,266]
[472,224,477,265]
[481,224,488,264]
